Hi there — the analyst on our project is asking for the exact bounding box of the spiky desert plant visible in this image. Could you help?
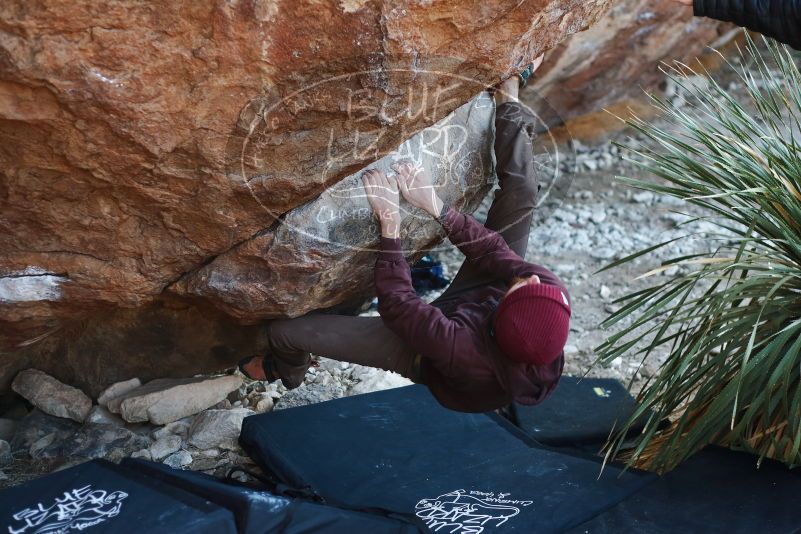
[597,36,801,473]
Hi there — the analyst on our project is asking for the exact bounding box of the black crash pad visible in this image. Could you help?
[119,458,419,534]
[568,446,801,534]
[240,384,655,534]
[511,376,651,448]
[0,459,236,534]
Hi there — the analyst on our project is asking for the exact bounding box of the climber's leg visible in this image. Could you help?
[472,100,539,257]
[258,314,420,389]
[432,97,539,302]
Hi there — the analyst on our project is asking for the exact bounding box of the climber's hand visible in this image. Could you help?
[393,162,444,218]
[530,54,545,75]
[362,169,401,239]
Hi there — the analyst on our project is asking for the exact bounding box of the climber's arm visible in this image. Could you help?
[673,0,801,50]
[373,236,470,373]
[393,162,566,290]
[362,168,466,371]
[435,205,566,290]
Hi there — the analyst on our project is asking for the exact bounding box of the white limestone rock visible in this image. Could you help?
[348,367,413,396]
[149,434,183,460]
[254,396,274,413]
[107,375,243,425]
[97,378,142,407]
[163,450,192,468]
[152,418,193,440]
[130,448,152,461]
[85,405,125,426]
[12,369,91,422]
[187,408,252,450]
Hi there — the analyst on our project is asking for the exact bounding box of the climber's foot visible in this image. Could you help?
[238,355,281,382]
[493,54,544,105]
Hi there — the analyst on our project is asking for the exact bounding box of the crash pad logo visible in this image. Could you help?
[8,485,128,534]
[415,489,532,533]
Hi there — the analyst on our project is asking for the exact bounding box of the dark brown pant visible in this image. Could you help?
[266,102,539,388]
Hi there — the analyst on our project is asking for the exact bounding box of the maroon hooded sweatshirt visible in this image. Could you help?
[374,206,570,413]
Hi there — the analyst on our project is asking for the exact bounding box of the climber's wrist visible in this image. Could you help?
[379,213,402,239]
[425,196,445,218]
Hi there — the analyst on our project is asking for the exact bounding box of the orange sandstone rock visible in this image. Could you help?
[0,0,612,392]
[10,0,728,393]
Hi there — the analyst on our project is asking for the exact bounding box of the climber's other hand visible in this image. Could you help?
[362,168,401,239]
[393,161,444,218]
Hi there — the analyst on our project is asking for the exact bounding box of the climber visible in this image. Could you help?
[238,56,571,413]
[671,0,800,50]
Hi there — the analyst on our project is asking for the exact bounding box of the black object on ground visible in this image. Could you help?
[510,376,653,450]
[568,446,801,534]
[410,255,450,293]
[240,384,655,534]
[118,458,419,534]
[0,459,236,533]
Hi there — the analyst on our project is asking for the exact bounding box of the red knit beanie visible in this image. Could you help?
[493,283,571,366]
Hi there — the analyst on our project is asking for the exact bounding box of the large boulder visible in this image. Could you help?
[0,1,736,394]
[0,0,614,392]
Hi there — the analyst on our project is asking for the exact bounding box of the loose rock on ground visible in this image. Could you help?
[11,370,92,423]
[107,376,243,425]
[188,409,253,451]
